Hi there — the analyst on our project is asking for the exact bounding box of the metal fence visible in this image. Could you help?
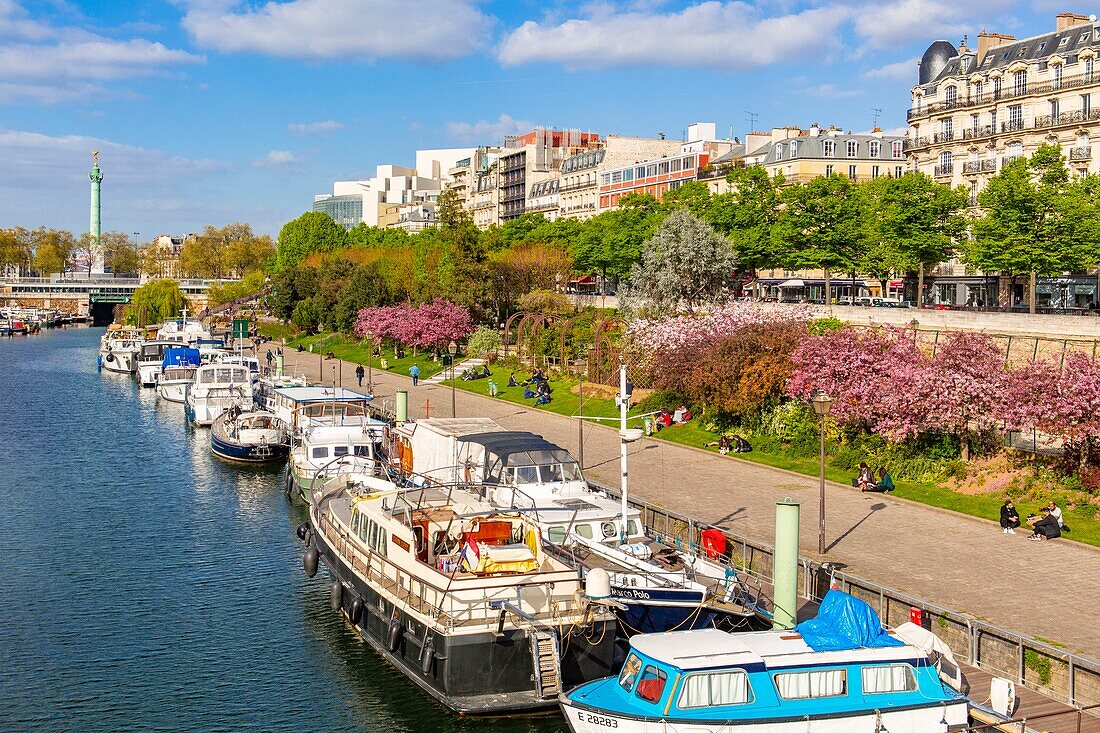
[598,482,1100,709]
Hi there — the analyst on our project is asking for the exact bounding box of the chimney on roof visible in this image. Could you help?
[1056,12,1091,31]
[977,30,1016,65]
[809,124,821,137]
[872,128,883,138]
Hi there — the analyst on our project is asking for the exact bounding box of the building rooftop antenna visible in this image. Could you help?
[745,111,759,132]
[871,107,883,129]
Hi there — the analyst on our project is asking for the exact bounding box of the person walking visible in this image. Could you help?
[409,363,421,386]
[355,364,365,387]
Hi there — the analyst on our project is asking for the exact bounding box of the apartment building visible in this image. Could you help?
[559,135,684,220]
[496,129,601,222]
[446,146,501,212]
[744,125,907,184]
[906,12,1100,200]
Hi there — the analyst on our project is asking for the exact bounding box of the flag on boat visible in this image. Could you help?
[460,538,481,572]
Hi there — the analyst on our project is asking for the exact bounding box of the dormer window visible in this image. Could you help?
[1059,37,1070,47]
[891,140,903,158]
[846,140,858,157]
[775,144,784,160]
[790,141,800,156]
[869,140,881,158]
[823,140,835,157]
[945,85,958,105]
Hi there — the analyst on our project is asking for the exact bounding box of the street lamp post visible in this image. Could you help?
[448,340,458,417]
[810,390,834,554]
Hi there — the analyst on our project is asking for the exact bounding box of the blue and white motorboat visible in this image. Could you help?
[210,407,290,463]
[559,590,969,733]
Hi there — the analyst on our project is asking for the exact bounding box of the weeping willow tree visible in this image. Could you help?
[125,279,190,326]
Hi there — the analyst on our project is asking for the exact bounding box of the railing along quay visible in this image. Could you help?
[594,482,1100,710]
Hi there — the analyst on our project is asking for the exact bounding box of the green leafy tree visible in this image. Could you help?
[101,231,141,275]
[868,173,969,306]
[625,209,738,313]
[660,181,713,219]
[276,211,349,270]
[967,145,1099,312]
[331,262,392,332]
[0,227,33,275]
[291,297,322,333]
[32,227,76,275]
[207,271,268,307]
[572,194,662,288]
[710,167,783,293]
[466,325,503,359]
[125,279,190,326]
[773,175,868,304]
[269,266,319,322]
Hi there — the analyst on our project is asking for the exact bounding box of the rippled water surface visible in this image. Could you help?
[0,328,565,733]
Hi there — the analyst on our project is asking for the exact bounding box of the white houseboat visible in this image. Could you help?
[184,362,253,426]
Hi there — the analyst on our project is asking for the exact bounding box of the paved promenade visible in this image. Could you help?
[280,349,1100,659]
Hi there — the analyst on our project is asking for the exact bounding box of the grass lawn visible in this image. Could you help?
[450,369,622,422]
[257,326,445,379]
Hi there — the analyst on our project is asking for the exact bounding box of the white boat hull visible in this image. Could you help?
[100,350,136,373]
[137,362,161,387]
[560,699,968,733]
[158,381,190,403]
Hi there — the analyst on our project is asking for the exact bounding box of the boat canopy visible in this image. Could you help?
[162,347,201,368]
[794,590,903,652]
[458,431,575,467]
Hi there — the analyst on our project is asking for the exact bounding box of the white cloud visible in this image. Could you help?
[865,57,919,83]
[444,114,535,143]
[851,0,1018,50]
[0,127,231,234]
[800,83,863,99]
[497,2,847,70]
[288,120,345,135]
[182,0,490,60]
[0,1,202,104]
[254,149,298,168]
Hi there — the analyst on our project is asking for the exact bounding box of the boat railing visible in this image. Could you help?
[315,509,583,631]
[961,701,1100,732]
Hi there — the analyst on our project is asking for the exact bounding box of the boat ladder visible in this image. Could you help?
[530,629,562,699]
[254,443,273,459]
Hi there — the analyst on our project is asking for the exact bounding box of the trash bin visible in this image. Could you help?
[488,380,498,397]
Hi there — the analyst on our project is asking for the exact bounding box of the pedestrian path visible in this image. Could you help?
[279,350,1100,660]
[421,357,485,384]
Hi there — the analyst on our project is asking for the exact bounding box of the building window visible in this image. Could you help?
[775,144,784,160]
[993,77,1003,99]
[1053,63,1063,89]
[891,140,903,158]
[848,164,857,179]
[825,164,834,176]
[1008,105,1023,129]
[1051,99,1060,120]
[670,158,681,172]
[869,140,880,158]
[646,164,657,177]
[682,156,695,169]
[872,165,880,178]
[971,113,980,134]
[1013,70,1027,96]
[1086,57,1095,83]
[1084,94,1092,117]
[895,165,903,178]
[990,110,997,129]
[846,140,858,157]
[945,86,958,106]
[790,140,799,156]
[974,80,984,99]
[823,140,835,157]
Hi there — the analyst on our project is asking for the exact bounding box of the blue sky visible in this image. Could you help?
[0,0,1060,238]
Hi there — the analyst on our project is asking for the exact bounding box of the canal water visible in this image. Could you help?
[0,327,564,733]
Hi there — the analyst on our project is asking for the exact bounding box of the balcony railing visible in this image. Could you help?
[1002,155,1024,168]
[907,70,1100,120]
[1000,120,1026,133]
[962,160,997,174]
[1034,109,1100,129]
[934,164,954,177]
[962,125,996,141]
[933,130,955,143]
[1070,146,1093,161]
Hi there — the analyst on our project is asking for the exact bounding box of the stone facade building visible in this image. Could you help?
[906,12,1100,202]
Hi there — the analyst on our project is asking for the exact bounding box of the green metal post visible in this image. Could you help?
[275,354,284,377]
[396,390,408,424]
[89,151,104,274]
[773,499,801,630]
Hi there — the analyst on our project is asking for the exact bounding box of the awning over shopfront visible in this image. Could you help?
[778,279,805,288]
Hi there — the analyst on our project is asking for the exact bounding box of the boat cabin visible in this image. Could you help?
[269,386,374,432]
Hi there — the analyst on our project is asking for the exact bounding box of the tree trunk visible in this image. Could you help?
[824,267,832,310]
[1029,269,1037,315]
[917,262,925,309]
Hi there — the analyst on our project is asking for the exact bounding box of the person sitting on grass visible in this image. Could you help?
[999,499,1021,535]
[704,435,733,455]
[1027,507,1061,541]
[534,380,552,405]
[874,468,895,492]
[655,407,673,430]
[855,463,875,491]
[508,372,518,388]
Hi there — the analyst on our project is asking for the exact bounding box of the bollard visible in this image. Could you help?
[773,498,801,630]
[275,354,284,377]
[396,390,408,424]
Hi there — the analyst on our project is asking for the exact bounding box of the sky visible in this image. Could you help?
[0,0,1067,238]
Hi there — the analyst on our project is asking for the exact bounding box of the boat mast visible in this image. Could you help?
[618,362,629,543]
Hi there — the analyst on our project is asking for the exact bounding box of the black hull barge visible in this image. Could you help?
[304,475,618,715]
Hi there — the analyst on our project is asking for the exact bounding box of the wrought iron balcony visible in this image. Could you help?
[906,70,1100,120]
[1000,120,1026,133]
[1070,146,1092,161]
[962,160,997,174]
[934,164,954,177]
[1002,155,1024,168]
[932,131,955,143]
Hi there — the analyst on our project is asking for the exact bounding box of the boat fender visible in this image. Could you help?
[386,619,402,652]
[330,581,343,611]
[296,522,311,542]
[303,547,319,578]
[284,471,294,498]
[421,643,434,675]
[105,353,114,363]
[349,597,364,624]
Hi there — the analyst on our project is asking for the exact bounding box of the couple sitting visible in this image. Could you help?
[705,434,752,455]
[854,463,894,492]
[523,379,551,405]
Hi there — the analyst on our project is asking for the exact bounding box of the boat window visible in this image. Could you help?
[541,463,563,483]
[576,524,594,539]
[774,669,847,699]
[862,664,917,694]
[627,520,640,536]
[513,466,539,484]
[368,521,379,549]
[376,530,387,557]
[354,444,372,457]
[678,670,753,708]
[618,654,642,691]
[356,517,369,542]
[601,522,617,538]
[200,370,214,384]
[334,446,349,457]
[311,447,328,459]
[351,512,362,536]
[635,665,667,703]
[561,462,584,481]
[547,526,567,543]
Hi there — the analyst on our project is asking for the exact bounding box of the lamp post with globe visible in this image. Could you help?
[810,390,833,554]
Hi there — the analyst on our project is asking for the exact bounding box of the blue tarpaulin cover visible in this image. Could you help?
[162,347,201,368]
[795,590,904,651]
